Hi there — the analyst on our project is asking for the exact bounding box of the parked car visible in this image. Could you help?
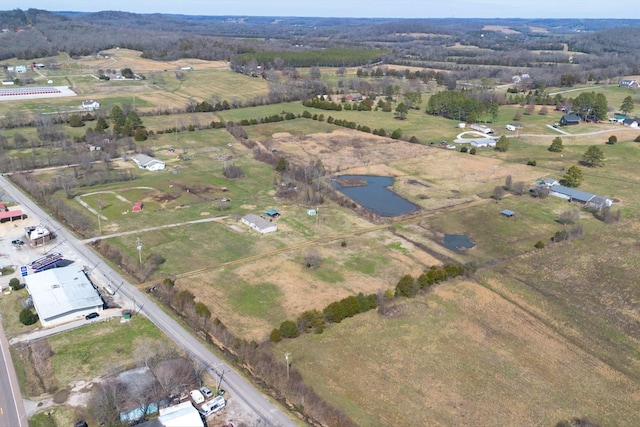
[200,386,213,399]
[11,239,24,246]
[85,312,99,320]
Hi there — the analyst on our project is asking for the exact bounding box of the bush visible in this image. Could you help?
[269,328,281,342]
[19,308,38,325]
[634,135,640,142]
[279,320,299,339]
[527,159,537,166]
[460,146,468,153]
[9,277,21,290]
[469,147,477,155]
[607,135,617,144]
[534,240,545,249]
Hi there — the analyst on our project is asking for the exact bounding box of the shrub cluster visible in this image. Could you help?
[272,292,377,342]
[395,264,468,298]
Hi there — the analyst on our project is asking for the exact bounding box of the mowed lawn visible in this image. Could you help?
[278,279,640,426]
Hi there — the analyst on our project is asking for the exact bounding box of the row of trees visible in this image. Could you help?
[426,90,498,122]
[272,292,378,341]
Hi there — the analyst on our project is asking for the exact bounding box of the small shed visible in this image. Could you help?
[307,209,317,216]
[132,202,143,212]
[265,208,281,218]
[500,209,515,218]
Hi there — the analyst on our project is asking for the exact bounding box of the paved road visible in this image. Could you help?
[0,318,27,427]
[0,176,297,427]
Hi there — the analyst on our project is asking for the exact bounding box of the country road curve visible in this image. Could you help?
[0,175,298,427]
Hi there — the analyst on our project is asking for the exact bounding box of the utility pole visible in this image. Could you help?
[285,352,291,379]
[136,237,142,264]
[216,367,226,393]
[97,212,102,235]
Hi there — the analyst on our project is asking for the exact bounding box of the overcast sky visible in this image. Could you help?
[3,0,640,19]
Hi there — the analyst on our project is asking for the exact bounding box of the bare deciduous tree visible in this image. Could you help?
[558,209,579,226]
[304,249,322,268]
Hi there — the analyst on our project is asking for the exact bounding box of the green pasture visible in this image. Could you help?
[226,281,284,323]
[47,316,169,387]
[0,289,41,335]
[110,221,258,275]
[29,406,77,427]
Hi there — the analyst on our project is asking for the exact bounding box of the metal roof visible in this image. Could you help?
[25,266,102,323]
[550,185,595,202]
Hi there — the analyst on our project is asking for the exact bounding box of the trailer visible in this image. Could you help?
[471,124,494,134]
[28,252,63,273]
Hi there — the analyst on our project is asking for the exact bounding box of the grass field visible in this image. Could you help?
[46,316,170,388]
[278,277,640,426]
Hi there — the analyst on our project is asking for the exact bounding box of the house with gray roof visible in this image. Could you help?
[548,184,612,208]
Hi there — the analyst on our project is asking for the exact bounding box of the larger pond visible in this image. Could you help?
[332,175,419,217]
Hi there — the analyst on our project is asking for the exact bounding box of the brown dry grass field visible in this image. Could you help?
[280,277,640,426]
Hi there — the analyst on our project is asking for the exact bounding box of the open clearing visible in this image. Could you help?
[280,276,640,426]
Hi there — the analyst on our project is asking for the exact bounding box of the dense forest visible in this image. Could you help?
[1,9,640,87]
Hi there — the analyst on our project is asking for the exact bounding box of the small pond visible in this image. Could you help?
[332,175,419,217]
[442,234,475,252]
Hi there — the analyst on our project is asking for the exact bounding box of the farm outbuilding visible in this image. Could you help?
[265,208,281,218]
[132,202,143,212]
[500,209,515,217]
[242,214,277,234]
[131,153,166,171]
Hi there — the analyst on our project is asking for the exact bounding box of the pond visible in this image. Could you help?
[332,175,419,217]
[442,234,475,252]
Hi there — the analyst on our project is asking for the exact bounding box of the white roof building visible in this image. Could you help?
[82,99,100,111]
[242,213,277,234]
[131,153,166,171]
[158,401,203,427]
[25,265,103,327]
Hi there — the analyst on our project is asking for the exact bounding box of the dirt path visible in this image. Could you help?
[81,216,229,244]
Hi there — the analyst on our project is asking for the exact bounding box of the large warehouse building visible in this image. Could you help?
[25,265,104,327]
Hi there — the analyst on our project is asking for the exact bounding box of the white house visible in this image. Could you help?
[242,214,277,234]
[82,99,100,111]
[15,65,27,73]
[24,266,104,328]
[131,153,166,171]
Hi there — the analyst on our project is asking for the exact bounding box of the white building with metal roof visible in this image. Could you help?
[24,265,103,327]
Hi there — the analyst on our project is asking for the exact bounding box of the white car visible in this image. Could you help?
[200,386,213,399]
[190,389,205,405]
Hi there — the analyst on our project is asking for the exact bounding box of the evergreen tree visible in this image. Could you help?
[495,135,510,152]
[548,137,564,152]
[94,116,109,131]
[582,145,605,167]
[620,95,634,115]
[110,105,126,127]
[561,165,584,187]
